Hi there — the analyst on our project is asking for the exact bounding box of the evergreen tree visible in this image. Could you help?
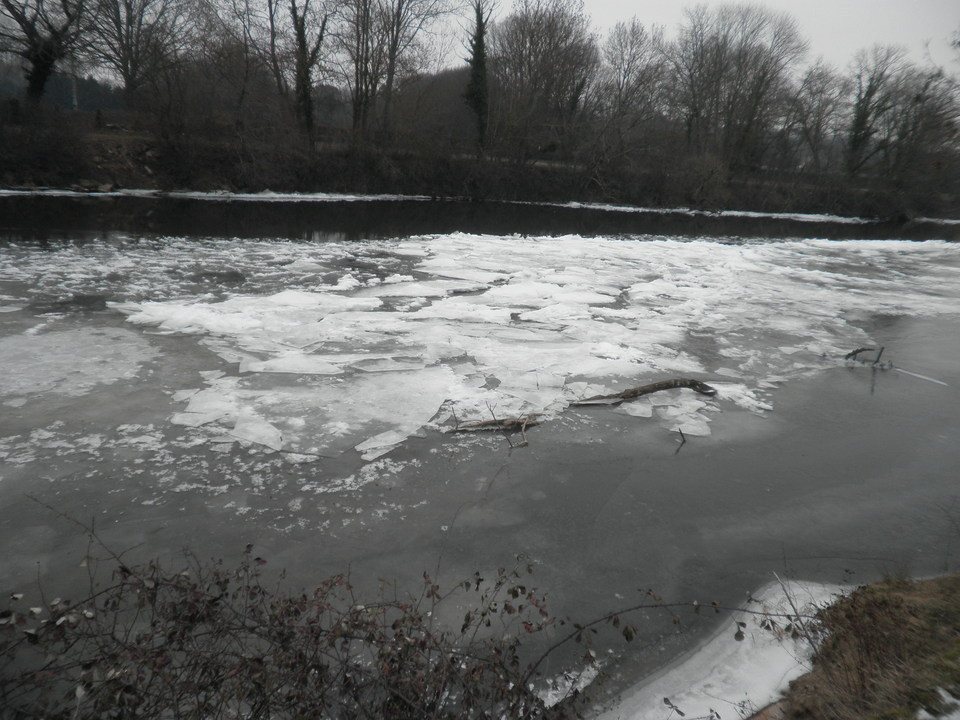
[463,0,491,155]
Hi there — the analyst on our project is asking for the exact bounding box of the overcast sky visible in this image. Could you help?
[576,0,960,71]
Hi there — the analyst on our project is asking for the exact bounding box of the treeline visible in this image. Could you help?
[1,0,959,216]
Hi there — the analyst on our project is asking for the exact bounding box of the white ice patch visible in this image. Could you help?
[165,367,458,458]
[99,234,960,455]
[0,327,159,400]
[230,415,283,451]
[597,580,844,720]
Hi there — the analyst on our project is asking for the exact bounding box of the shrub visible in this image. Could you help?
[0,545,584,719]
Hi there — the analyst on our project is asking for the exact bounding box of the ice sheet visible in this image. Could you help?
[106,234,960,452]
[8,232,958,456]
[0,327,159,401]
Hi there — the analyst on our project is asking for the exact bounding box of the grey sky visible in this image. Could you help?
[577,0,960,70]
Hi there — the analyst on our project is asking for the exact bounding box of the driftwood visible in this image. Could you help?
[845,346,887,365]
[447,378,717,451]
[450,415,543,433]
[570,378,718,406]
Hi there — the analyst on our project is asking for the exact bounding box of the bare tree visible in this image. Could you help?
[845,45,906,174]
[596,17,664,157]
[664,3,806,169]
[288,0,328,139]
[336,0,384,136]
[601,18,661,120]
[256,0,331,139]
[378,0,449,137]
[0,0,88,100]
[878,66,959,189]
[489,0,599,159]
[333,0,448,142]
[787,60,850,174]
[88,0,187,104]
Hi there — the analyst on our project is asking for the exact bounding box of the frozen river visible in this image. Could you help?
[2,194,959,714]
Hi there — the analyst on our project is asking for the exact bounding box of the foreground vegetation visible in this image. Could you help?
[783,575,960,720]
[5,522,960,720]
[2,0,960,217]
[1,544,591,719]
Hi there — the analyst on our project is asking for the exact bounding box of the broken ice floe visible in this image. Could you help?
[107,234,960,456]
[9,233,957,457]
[0,327,160,402]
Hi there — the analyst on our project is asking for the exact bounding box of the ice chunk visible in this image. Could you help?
[350,358,427,373]
[240,354,344,375]
[171,411,226,427]
[712,382,773,413]
[230,415,283,451]
[356,430,408,461]
[357,279,485,298]
[0,327,159,399]
[614,399,654,418]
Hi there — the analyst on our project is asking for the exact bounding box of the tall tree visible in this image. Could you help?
[787,60,849,174]
[288,0,327,139]
[88,0,186,104]
[378,0,449,138]
[490,0,599,159]
[845,45,906,174]
[463,0,491,154]
[336,0,383,136]
[664,4,806,168]
[597,16,664,159]
[0,0,88,100]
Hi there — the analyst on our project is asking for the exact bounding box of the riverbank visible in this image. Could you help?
[3,110,959,220]
[600,574,960,720]
[782,574,960,719]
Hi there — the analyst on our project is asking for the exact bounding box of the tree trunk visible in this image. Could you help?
[25,45,59,101]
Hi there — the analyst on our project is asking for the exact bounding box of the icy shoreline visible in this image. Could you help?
[3,187,960,226]
[595,579,844,720]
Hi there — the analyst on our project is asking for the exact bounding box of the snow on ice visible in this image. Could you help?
[103,234,960,457]
[4,232,959,459]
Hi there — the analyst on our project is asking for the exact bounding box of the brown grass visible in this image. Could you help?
[784,575,960,720]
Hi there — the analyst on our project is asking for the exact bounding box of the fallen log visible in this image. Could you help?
[449,415,544,433]
[571,378,718,406]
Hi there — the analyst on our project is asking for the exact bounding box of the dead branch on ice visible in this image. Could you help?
[570,378,718,406]
[449,414,544,433]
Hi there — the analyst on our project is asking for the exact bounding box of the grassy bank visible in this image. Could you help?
[778,575,960,719]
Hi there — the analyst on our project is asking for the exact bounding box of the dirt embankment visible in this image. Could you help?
[755,575,960,720]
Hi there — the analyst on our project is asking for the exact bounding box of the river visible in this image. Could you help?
[1,191,959,714]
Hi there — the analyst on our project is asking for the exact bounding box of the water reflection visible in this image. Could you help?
[3,194,955,245]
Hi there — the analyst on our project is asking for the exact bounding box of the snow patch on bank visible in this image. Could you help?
[0,188,431,202]
[597,580,843,720]
[554,200,873,225]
